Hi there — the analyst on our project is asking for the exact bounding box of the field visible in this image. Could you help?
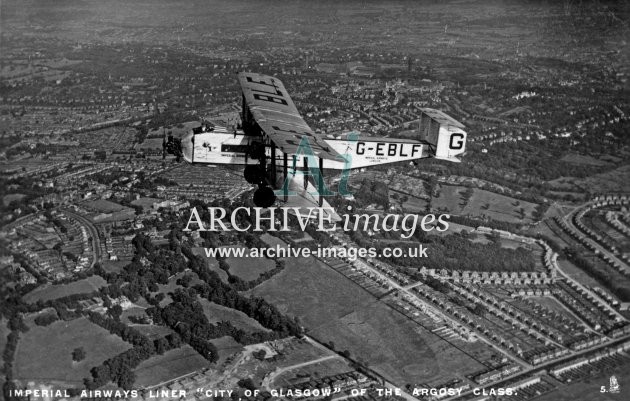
[3,193,26,206]
[81,199,131,213]
[133,345,209,388]
[396,193,430,214]
[547,165,630,195]
[199,299,269,333]
[13,317,132,385]
[431,185,539,224]
[130,197,161,210]
[23,275,107,303]
[250,256,485,387]
[560,154,608,167]
[0,319,8,363]
[210,336,244,366]
[101,259,129,274]
[131,324,175,341]
[223,245,275,281]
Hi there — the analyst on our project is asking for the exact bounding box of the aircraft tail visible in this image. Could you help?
[427,127,466,163]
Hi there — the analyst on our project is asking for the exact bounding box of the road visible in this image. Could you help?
[61,209,102,268]
[443,333,630,401]
[560,208,627,322]
[302,336,419,401]
[565,206,630,274]
[340,253,529,369]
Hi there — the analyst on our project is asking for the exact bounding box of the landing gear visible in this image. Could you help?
[253,186,276,208]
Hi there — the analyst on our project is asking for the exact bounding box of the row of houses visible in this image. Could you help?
[550,340,630,378]
[470,364,521,385]
[419,266,554,286]
[554,215,630,277]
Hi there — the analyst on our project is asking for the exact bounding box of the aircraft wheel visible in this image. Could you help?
[253,186,276,208]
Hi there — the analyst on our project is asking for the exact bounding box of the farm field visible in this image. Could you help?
[199,299,269,333]
[133,345,208,388]
[223,245,275,281]
[13,317,132,385]
[431,184,539,224]
[23,275,107,303]
[250,256,485,387]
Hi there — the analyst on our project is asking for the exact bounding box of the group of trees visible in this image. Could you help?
[354,229,537,273]
[34,312,58,326]
[181,245,302,338]
[84,311,182,390]
[355,180,389,210]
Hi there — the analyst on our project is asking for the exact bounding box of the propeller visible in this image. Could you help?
[162,129,183,162]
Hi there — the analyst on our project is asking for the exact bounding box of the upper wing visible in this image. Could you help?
[238,72,339,160]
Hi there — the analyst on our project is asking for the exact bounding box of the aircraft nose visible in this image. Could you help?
[181,131,193,162]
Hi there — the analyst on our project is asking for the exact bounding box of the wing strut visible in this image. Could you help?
[318,157,324,207]
[283,152,288,202]
[303,157,308,190]
[270,145,277,184]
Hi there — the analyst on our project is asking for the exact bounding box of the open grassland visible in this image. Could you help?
[130,324,175,341]
[14,317,131,385]
[210,336,244,366]
[101,260,129,274]
[133,345,208,388]
[250,256,484,387]
[432,185,539,224]
[547,165,630,195]
[199,299,269,333]
[223,245,276,281]
[23,275,106,303]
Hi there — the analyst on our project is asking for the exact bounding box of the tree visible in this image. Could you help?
[154,337,169,355]
[108,304,123,321]
[72,347,86,362]
[237,378,257,391]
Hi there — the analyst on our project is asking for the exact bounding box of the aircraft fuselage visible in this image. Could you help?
[181,127,431,170]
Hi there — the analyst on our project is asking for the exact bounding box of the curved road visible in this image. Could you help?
[565,205,629,273]
[61,209,102,268]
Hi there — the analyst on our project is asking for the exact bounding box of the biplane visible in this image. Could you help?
[163,72,467,208]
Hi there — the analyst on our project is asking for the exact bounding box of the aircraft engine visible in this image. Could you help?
[243,165,265,185]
